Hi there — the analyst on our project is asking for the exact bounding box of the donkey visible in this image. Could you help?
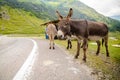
[41,20,72,49]
[46,23,57,49]
[56,8,109,62]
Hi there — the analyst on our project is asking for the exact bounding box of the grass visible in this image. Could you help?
[7,33,44,37]
[55,33,120,80]
[47,2,60,7]
[0,6,45,34]
[109,31,120,39]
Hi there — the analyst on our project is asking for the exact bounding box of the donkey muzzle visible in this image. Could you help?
[57,30,64,39]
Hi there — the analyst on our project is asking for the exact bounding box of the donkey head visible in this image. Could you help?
[56,8,73,38]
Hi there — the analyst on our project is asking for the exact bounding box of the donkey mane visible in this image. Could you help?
[40,20,59,26]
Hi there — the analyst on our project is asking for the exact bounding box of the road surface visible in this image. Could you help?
[0,36,96,80]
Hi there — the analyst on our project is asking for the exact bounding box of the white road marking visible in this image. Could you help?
[13,39,39,80]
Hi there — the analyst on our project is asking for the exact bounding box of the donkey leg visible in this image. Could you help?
[53,40,55,50]
[96,40,101,56]
[49,35,52,49]
[67,39,70,49]
[83,48,87,62]
[82,39,88,62]
[75,40,81,59]
[49,42,51,49]
[67,39,72,49]
[53,43,55,49]
[104,36,110,57]
[52,36,55,49]
[69,39,72,49]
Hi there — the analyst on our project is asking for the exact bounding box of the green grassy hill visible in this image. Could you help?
[45,0,120,31]
[111,15,120,21]
[0,6,44,34]
[0,0,120,34]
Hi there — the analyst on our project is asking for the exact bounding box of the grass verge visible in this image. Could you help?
[55,35,120,80]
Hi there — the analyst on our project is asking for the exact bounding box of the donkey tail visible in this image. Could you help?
[102,38,104,46]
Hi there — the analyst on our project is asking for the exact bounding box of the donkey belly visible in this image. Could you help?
[88,36,102,41]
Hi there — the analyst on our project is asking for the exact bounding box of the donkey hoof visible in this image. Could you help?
[96,53,99,56]
[74,55,78,59]
[107,54,110,57]
[67,47,69,49]
[82,58,86,62]
[53,47,55,49]
[49,47,51,49]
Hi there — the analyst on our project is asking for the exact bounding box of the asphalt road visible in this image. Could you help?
[0,36,96,80]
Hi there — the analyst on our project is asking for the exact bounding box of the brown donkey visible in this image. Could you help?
[56,8,109,62]
[46,23,57,49]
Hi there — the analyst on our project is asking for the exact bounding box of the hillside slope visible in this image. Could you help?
[44,0,120,31]
[0,6,44,34]
[111,15,120,21]
[0,0,120,34]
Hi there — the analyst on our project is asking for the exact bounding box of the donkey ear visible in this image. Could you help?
[56,11,63,20]
[67,8,73,19]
